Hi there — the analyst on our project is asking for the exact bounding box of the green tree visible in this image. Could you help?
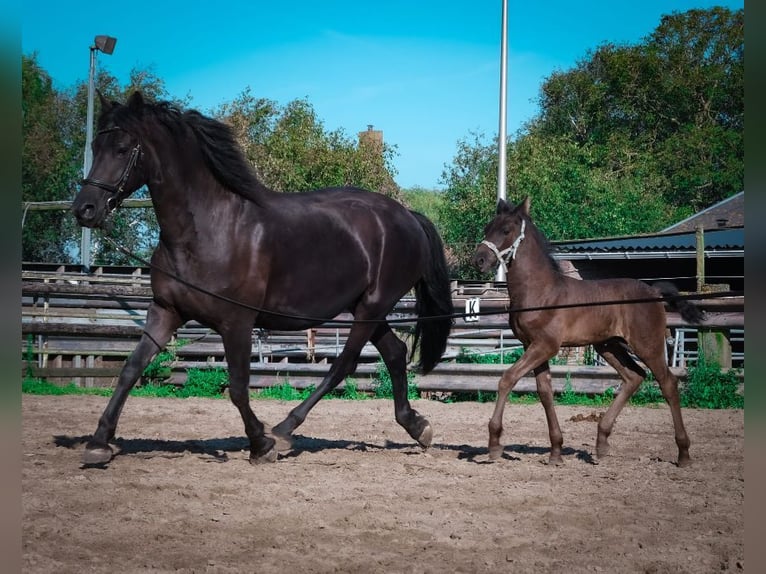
[214,88,401,201]
[22,56,185,264]
[535,7,743,211]
[22,54,81,262]
[438,7,743,279]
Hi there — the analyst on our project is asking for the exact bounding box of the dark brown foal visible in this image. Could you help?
[471,197,704,467]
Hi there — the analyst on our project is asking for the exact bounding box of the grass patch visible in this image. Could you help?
[21,355,744,409]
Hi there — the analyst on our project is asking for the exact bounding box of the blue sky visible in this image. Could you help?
[22,0,744,190]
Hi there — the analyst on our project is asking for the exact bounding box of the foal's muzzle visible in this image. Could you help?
[471,244,496,274]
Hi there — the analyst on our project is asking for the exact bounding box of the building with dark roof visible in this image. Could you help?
[551,193,744,292]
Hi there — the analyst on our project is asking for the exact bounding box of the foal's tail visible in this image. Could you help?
[653,281,705,325]
[410,211,454,374]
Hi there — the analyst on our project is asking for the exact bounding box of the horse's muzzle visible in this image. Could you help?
[71,194,107,228]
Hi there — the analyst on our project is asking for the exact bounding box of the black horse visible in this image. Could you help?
[72,91,453,465]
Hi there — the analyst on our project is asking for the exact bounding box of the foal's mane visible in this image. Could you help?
[101,96,269,205]
[523,214,565,278]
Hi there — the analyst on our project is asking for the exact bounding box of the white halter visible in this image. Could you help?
[480,219,526,274]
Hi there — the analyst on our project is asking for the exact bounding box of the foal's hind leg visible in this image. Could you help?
[641,354,691,467]
[593,341,646,461]
[83,303,182,465]
[372,324,432,447]
[221,325,277,464]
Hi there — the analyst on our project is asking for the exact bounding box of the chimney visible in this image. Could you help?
[358,125,383,152]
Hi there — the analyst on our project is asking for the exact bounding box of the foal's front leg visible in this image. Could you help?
[534,361,564,465]
[488,346,551,460]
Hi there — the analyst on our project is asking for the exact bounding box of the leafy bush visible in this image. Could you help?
[142,339,189,385]
[372,361,418,399]
[455,347,523,364]
[681,358,744,409]
[629,381,665,406]
[177,368,228,398]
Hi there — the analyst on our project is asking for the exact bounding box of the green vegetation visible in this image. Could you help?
[371,361,419,400]
[21,357,743,409]
[680,358,744,409]
[22,7,742,273]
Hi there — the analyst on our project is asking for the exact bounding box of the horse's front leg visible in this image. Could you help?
[221,324,277,464]
[271,323,375,446]
[83,302,181,465]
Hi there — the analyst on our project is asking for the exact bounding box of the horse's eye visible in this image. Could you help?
[502,227,511,235]
[116,147,129,156]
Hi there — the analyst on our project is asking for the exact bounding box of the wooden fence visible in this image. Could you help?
[22,265,745,395]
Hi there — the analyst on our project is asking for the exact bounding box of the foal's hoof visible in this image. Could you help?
[82,445,113,465]
[249,445,279,465]
[677,455,692,468]
[416,423,433,449]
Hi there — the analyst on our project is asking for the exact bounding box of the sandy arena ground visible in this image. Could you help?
[22,394,743,573]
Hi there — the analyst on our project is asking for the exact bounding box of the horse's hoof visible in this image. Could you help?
[82,445,113,465]
[417,423,433,449]
[269,429,294,451]
[546,456,565,466]
[249,445,278,465]
[488,445,503,461]
[677,455,692,468]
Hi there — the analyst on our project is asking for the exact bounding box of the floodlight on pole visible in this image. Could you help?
[495,0,508,282]
[81,34,117,272]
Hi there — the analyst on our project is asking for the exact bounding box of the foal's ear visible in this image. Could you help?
[519,196,531,215]
[496,198,513,214]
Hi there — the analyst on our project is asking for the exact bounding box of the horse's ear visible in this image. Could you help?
[127,91,145,110]
[496,199,513,214]
[97,90,113,112]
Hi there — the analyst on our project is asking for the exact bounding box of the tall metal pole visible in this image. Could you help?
[496,0,509,282]
[80,35,116,272]
[80,46,97,272]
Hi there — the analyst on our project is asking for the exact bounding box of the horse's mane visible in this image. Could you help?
[101,97,269,205]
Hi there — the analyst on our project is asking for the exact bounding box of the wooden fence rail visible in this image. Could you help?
[22,266,744,393]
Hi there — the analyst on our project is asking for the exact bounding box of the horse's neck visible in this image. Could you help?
[150,171,246,247]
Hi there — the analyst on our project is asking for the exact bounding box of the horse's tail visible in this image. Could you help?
[653,281,705,325]
[410,211,454,374]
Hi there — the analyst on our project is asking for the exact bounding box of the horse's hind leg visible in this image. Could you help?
[221,325,276,464]
[271,323,378,444]
[593,341,646,461]
[641,354,691,467]
[534,361,564,465]
[372,324,432,447]
[83,303,182,465]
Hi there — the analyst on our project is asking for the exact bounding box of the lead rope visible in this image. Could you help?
[99,232,738,324]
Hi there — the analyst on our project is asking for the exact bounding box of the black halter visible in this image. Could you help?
[81,126,143,212]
